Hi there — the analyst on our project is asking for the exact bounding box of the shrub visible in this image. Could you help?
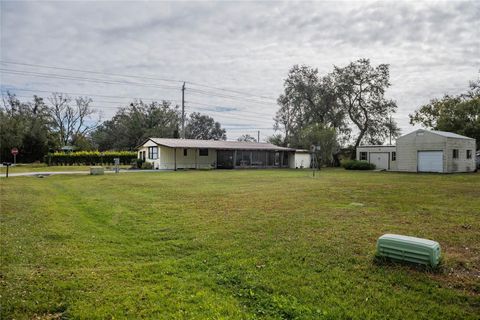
[46,151,137,166]
[342,160,376,170]
[141,161,153,169]
[132,158,144,169]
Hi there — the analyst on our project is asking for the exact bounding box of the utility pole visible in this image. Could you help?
[181,82,185,139]
[389,116,392,145]
[257,130,260,143]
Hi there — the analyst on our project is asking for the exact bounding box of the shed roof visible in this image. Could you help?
[400,129,475,140]
[144,138,295,151]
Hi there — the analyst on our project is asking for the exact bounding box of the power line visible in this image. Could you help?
[2,87,276,117]
[2,88,277,122]
[186,81,276,101]
[4,92,275,124]
[0,69,181,90]
[187,87,278,106]
[185,100,275,117]
[1,60,278,101]
[0,87,180,103]
[2,69,279,108]
[0,60,183,84]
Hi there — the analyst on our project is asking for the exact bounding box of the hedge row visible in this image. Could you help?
[46,151,137,166]
[341,160,376,170]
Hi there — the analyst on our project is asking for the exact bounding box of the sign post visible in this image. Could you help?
[11,148,18,165]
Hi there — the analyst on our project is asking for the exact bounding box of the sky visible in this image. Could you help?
[1,0,479,142]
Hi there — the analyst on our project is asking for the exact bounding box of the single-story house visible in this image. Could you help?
[137,138,311,170]
[357,129,477,173]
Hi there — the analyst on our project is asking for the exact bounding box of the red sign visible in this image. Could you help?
[11,148,18,155]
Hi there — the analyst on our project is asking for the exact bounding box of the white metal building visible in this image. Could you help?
[356,129,477,173]
[356,145,396,170]
[396,129,476,173]
[137,138,298,170]
[289,150,311,169]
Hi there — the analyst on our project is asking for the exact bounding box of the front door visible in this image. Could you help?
[369,152,389,170]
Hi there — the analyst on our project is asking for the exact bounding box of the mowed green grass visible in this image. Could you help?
[1,169,479,319]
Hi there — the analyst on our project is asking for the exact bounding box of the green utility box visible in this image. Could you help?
[376,234,441,267]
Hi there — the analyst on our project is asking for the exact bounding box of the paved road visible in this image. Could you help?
[0,169,162,178]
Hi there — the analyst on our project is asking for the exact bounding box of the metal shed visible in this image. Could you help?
[396,129,476,173]
[356,145,396,170]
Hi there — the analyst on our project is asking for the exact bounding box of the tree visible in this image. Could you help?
[91,100,181,150]
[0,93,53,162]
[48,93,100,147]
[298,124,338,166]
[274,65,349,147]
[184,112,226,140]
[409,80,480,143]
[237,134,257,142]
[266,133,284,146]
[332,59,399,157]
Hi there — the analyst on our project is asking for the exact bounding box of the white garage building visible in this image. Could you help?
[357,129,476,173]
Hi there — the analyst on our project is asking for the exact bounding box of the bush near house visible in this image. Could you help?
[341,159,376,170]
[45,151,137,166]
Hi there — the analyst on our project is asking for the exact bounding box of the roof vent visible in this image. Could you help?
[376,234,441,267]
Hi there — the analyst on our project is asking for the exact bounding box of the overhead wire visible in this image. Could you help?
[1,60,278,101]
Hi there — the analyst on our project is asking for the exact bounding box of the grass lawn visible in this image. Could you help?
[1,169,479,319]
[0,164,131,174]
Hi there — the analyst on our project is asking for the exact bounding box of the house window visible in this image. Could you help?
[148,146,158,159]
[452,149,459,159]
[360,152,367,161]
[391,152,396,161]
[199,148,208,156]
[183,149,188,156]
[466,150,472,159]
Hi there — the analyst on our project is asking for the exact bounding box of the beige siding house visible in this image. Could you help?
[137,138,297,170]
[357,129,476,173]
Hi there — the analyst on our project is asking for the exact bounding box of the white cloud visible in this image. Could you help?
[1,0,479,141]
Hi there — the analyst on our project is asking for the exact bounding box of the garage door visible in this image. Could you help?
[418,151,443,172]
[370,153,389,170]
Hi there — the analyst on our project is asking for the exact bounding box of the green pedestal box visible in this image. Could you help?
[376,234,441,267]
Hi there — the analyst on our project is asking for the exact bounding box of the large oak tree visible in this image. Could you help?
[332,59,400,154]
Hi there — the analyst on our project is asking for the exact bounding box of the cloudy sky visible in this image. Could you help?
[1,0,479,141]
